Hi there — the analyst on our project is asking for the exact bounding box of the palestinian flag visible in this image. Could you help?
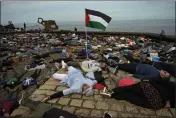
[85,9,112,31]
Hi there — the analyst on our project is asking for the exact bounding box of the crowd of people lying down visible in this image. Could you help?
[0,33,176,117]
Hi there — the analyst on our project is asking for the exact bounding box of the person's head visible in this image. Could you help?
[97,60,106,70]
[160,70,171,80]
[82,84,93,96]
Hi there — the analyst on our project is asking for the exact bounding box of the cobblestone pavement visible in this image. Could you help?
[23,69,176,117]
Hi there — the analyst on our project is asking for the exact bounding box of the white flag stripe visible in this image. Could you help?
[88,14,109,27]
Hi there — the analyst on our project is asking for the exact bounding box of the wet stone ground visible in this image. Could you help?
[13,70,176,117]
[29,70,176,118]
[5,53,175,118]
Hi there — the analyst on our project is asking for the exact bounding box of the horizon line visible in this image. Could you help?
[1,18,175,25]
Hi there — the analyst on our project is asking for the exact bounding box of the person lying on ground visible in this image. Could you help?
[123,54,176,77]
[100,75,175,110]
[24,59,46,71]
[41,65,107,102]
[108,74,136,87]
[123,54,151,64]
[106,63,171,81]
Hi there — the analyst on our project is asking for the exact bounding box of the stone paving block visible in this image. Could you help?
[91,110,102,117]
[170,108,176,117]
[62,95,71,98]
[110,101,125,112]
[133,114,151,117]
[93,89,99,94]
[82,95,94,100]
[44,80,60,86]
[62,106,76,114]
[70,99,83,107]
[47,98,59,104]
[104,98,117,106]
[156,108,173,117]
[96,101,108,110]
[94,95,104,101]
[82,100,95,109]
[75,108,91,117]
[138,107,156,116]
[125,104,139,114]
[103,111,118,118]
[52,104,62,109]
[104,79,111,85]
[46,78,64,86]
[56,86,68,91]
[57,98,70,106]
[39,85,56,90]
[30,94,45,101]
[118,113,134,118]
[33,89,56,96]
[71,94,82,99]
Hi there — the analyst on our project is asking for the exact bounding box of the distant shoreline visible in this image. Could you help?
[1,19,175,36]
[1,19,175,25]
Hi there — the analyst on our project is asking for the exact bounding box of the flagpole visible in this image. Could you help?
[84,26,89,59]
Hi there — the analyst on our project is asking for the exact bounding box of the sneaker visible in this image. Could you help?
[100,92,112,97]
[104,112,112,118]
[36,64,46,70]
[61,60,67,69]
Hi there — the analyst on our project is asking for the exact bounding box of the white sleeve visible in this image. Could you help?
[63,88,82,95]
[68,66,78,74]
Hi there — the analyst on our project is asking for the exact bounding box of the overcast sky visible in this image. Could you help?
[1,1,175,24]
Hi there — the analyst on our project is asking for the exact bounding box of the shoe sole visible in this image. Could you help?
[100,92,111,97]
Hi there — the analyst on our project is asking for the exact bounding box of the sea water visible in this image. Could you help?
[13,19,175,36]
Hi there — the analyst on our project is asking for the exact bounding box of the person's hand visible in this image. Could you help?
[41,96,49,102]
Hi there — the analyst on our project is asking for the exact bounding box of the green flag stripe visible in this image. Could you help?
[86,21,106,31]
